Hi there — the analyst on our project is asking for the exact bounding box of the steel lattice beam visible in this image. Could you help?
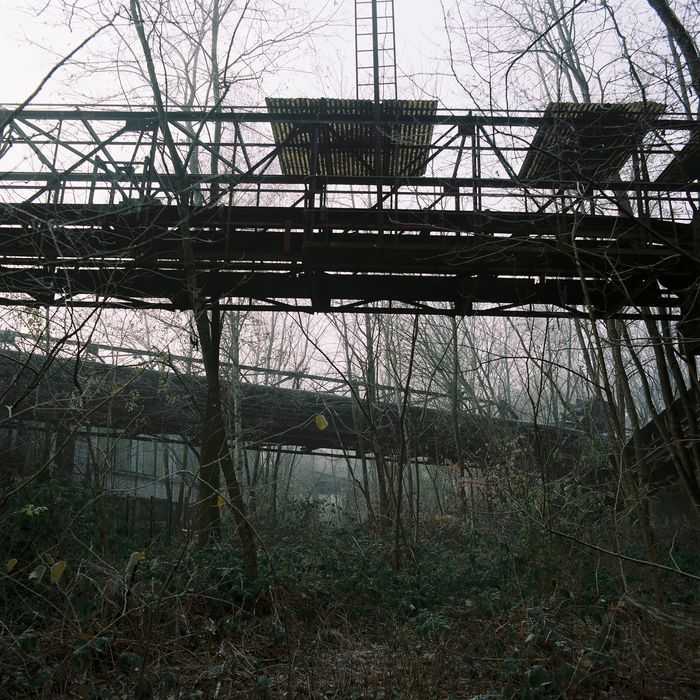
[0,104,697,317]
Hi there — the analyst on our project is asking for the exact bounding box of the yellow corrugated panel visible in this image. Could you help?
[266,98,437,177]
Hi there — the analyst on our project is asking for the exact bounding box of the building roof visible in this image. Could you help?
[519,101,664,182]
[266,97,437,177]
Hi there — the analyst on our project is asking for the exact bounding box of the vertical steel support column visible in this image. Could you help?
[147,126,158,199]
[632,148,645,217]
[304,122,320,243]
[471,123,481,223]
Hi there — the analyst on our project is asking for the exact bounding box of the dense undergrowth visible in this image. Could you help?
[1,489,699,699]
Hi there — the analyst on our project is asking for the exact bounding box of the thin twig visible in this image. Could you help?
[548,526,700,583]
[0,17,116,133]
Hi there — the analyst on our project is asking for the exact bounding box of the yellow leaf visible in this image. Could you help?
[50,561,66,584]
[315,415,329,431]
[6,558,17,573]
[125,551,145,579]
[45,553,55,566]
[28,565,46,582]
[216,494,225,511]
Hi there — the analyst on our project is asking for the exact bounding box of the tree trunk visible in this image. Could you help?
[196,305,258,581]
[196,375,223,543]
[646,0,700,106]
[451,317,468,517]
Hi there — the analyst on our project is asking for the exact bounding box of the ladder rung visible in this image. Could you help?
[355,0,396,98]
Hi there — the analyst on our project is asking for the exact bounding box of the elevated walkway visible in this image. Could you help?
[0,101,696,318]
[0,350,580,467]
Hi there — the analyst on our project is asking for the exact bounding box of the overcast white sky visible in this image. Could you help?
[0,0,452,106]
[2,1,697,114]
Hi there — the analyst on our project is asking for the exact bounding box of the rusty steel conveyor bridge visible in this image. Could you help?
[0,99,698,323]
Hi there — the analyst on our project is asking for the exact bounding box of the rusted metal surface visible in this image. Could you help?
[0,101,697,316]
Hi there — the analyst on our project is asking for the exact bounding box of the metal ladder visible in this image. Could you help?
[355,0,398,101]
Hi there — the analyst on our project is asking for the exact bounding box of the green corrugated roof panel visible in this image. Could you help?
[265,98,437,177]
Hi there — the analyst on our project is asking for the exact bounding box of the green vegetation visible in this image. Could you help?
[1,488,698,699]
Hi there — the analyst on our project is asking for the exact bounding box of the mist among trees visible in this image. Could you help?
[0,0,698,697]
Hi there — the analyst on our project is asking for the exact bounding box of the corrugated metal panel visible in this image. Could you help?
[656,128,700,184]
[519,101,665,181]
[265,98,437,177]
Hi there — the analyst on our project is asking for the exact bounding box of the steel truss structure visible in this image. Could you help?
[0,101,698,319]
